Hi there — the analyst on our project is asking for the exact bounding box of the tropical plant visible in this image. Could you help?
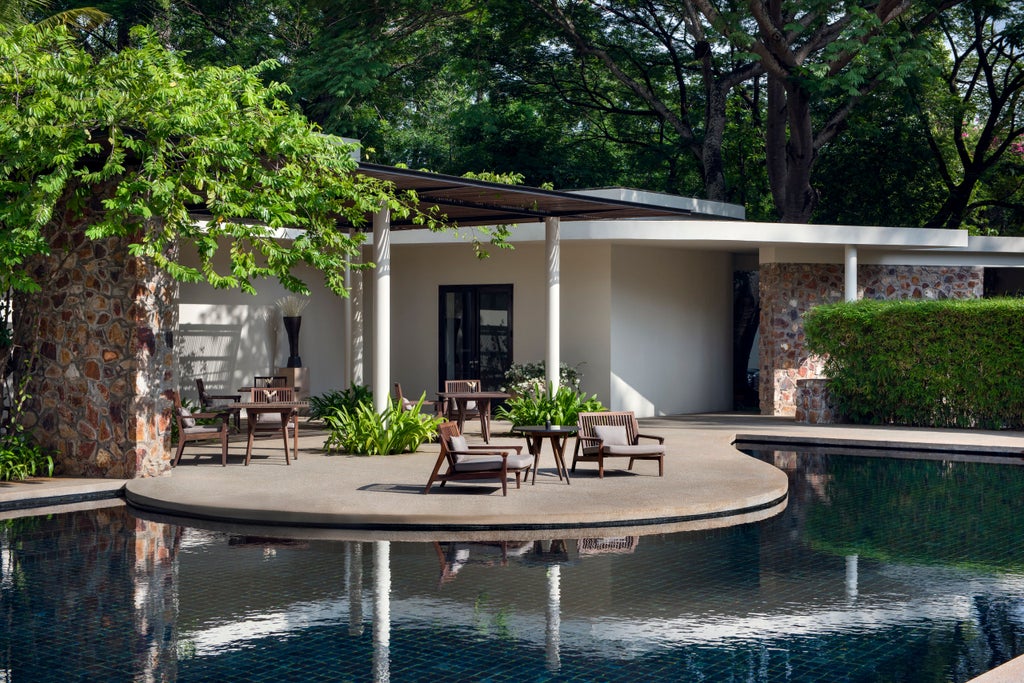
[307,386,373,421]
[322,395,443,455]
[0,430,53,481]
[501,361,583,396]
[495,383,604,427]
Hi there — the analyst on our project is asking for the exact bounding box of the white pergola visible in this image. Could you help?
[349,164,696,412]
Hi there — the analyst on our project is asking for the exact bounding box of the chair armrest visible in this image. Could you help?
[464,444,523,454]
[452,450,511,459]
[636,433,665,444]
[209,393,242,401]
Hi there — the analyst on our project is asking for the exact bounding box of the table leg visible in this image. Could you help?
[479,399,491,443]
[456,399,467,433]
[279,412,291,465]
[529,435,543,485]
[549,435,571,485]
[245,422,255,466]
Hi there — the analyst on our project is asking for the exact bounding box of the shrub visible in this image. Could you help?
[0,431,54,481]
[804,298,1024,428]
[322,395,443,455]
[495,383,605,426]
[501,361,584,396]
[308,386,372,421]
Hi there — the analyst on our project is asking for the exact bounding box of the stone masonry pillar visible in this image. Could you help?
[16,230,178,478]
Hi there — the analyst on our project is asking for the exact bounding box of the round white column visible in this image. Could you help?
[373,207,391,413]
[844,245,858,302]
[545,217,561,390]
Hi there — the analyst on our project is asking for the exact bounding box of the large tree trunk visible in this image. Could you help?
[780,83,818,223]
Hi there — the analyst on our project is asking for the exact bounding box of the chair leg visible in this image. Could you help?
[501,468,508,496]
[245,429,255,466]
[291,415,299,459]
[658,456,664,476]
[598,455,605,478]
[173,439,186,467]
[220,430,228,466]
[424,451,448,494]
[280,425,290,465]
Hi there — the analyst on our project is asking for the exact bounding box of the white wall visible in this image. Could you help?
[610,246,733,416]
[177,249,347,403]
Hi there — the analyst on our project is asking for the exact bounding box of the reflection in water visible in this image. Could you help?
[2,452,1024,681]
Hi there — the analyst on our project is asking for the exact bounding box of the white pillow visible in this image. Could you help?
[593,424,628,445]
[449,435,468,452]
[179,406,196,428]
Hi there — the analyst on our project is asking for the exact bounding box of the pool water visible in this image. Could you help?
[3,450,1024,682]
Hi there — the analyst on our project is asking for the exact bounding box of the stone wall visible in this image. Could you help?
[759,264,984,416]
[15,229,178,478]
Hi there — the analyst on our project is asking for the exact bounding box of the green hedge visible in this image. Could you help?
[803,298,1024,428]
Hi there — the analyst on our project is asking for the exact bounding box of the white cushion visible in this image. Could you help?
[594,424,629,446]
[179,406,196,428]
[449,435,468,452]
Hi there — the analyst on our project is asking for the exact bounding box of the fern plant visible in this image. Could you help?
[322,395,443,455]
[0,431,54,481]
[494,383,604,427]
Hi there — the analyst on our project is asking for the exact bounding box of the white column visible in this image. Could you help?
[342,261,353,390]
[373,207,391,413]
[372,540,391,683]
[545,217,561,390]
[350,247,365,388]
[844,245,858,302]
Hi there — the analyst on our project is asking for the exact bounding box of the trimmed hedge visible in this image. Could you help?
[804,298,1024,429]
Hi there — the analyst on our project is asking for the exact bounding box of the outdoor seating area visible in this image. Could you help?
[175,377,308,467]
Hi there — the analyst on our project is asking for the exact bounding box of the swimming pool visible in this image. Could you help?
[2,450,1023,681]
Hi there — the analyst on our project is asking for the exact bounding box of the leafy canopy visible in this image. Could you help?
[0,24,438,297]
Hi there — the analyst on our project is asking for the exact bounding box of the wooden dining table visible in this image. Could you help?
[436,390,510,443]
[234,400,307,465]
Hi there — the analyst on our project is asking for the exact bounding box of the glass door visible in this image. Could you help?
[438,285,513,391]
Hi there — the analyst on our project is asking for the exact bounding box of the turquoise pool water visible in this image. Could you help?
[2,450,1023,681]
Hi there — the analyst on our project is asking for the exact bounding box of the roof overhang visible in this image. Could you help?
[353,163,699,228]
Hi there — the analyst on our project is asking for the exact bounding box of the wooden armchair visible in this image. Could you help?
[172,391,232,466]
[195,378,241,429]
[572,411,665,478]
[424,422,534,496]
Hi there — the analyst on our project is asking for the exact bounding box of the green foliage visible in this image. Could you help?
[322,395,443,455]
[0,430,54,481]
[494,383,604,427]
[307,386,373,421]
[804,298,1024,428]
[500,361,583,396]
[0,24,439,299]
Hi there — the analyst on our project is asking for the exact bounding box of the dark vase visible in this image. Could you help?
[283,316,302,368]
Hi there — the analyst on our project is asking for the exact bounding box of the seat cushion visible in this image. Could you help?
[452,454,506,472]
[183,425,221,435]
[602,444,665,456]
[593,424,629,445]
[506,454,534,470]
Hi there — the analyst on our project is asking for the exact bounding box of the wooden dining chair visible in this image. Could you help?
[245,386,299,464]
[253,375,288,388]
[195,378,241,429]
[172,391,232,466]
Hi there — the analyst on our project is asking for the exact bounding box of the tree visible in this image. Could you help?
[0,24,445,436]
[915,0,1024,231]
[690,0,963,222]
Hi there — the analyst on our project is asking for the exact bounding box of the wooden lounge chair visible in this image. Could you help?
[424,422,533,496]
[572,411,665,478]
[172,391,232,466]
[195,378,241,429]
